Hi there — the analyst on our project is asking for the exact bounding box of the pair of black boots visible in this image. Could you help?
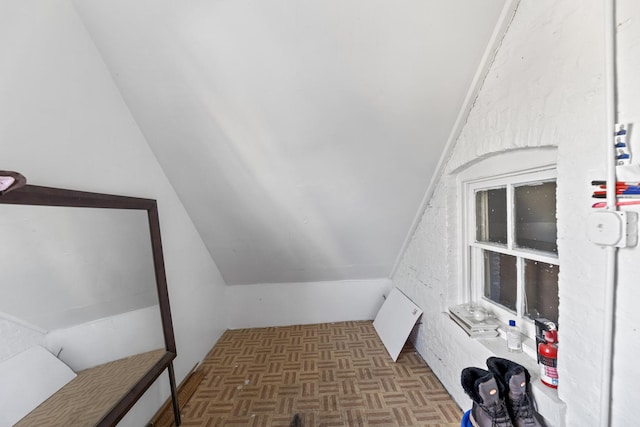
[461,357,545,427]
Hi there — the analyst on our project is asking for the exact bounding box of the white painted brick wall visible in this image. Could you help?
[393,1,640,426]
[610,0,640,425]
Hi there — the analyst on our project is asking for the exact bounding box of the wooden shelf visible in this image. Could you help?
[15,349,166,427]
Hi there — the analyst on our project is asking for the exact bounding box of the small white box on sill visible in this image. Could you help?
[448,304,500,338]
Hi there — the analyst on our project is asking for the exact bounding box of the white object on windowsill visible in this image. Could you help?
[448,304,500,338]
[506,320,523,353]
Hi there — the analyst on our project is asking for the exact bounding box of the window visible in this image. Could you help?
[463,158,558,340]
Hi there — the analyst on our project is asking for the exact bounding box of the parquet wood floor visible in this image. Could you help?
[178,321,462,427]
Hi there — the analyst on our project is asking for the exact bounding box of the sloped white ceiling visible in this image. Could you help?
[72,0,507,285]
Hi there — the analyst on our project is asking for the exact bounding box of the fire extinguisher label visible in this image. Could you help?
[539,355,557,367]
[541,366,559,387]
[539,356,559,387]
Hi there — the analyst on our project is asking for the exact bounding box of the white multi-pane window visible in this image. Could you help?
[463,161,558,340]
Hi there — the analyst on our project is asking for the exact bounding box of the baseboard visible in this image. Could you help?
[147,364,205,427]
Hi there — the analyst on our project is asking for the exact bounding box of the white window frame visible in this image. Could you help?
[458,149,558,341]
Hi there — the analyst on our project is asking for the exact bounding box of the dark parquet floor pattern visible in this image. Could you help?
[179,321,462,427]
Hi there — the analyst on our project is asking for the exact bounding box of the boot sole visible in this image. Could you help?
[469,412,514,427]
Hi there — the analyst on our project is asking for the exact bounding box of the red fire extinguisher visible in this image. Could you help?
[538,328,558,388]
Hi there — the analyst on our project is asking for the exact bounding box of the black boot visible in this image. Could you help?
[289,413,303,427]
[486,357,545,427]
[461,367,513,427]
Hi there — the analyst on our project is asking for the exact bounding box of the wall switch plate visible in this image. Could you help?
[587,210,638,248]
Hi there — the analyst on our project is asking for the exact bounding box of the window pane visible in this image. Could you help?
[514,181,557,253]
[476,188,507,244]
[483,251,517,311]
[524,260,559,325]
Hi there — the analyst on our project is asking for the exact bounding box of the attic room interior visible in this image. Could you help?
[1,0,639,426]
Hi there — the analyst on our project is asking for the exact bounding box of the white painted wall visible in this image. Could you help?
[0,319,45,364]
[610,0,640,423]
[392,1,640,426]
[71,0,508,286]
[44,306,164,371]
[0,1,228,424]
[0,1,401,424]
[227,279,392,329]
[6,0,638,425]
[0,206,157,331]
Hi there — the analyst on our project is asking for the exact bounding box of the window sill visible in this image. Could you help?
[474,333,566,427]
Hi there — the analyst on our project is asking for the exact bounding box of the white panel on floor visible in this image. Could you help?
[373,288,423,361]
[0,346,76,426]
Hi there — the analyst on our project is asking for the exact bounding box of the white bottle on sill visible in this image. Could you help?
[507,320,523,353]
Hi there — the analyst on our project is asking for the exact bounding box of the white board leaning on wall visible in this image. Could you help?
[373,288,423,361]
